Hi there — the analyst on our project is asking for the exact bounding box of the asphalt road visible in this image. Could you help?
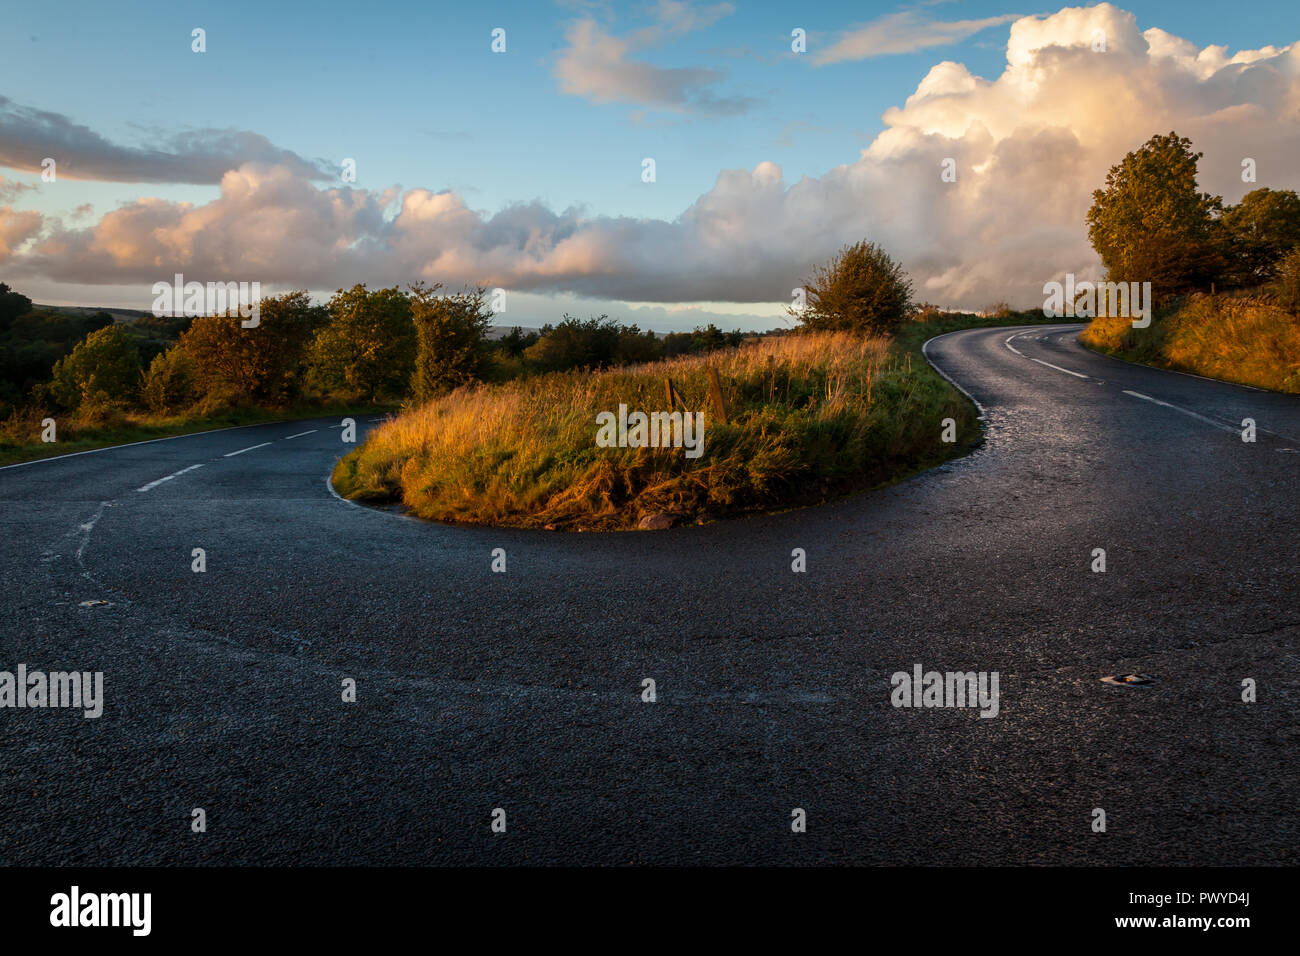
[2,324,1297,865]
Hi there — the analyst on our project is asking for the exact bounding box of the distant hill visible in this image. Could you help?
[34,304,153,324]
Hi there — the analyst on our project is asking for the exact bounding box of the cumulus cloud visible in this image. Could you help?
[9,4,1300,310]
[814,10,1023,64]
[0,206,42,261]
[0,96,333,184]
[554,2,753,113]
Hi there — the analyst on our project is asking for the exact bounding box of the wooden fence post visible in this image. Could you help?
[706,365,729,424]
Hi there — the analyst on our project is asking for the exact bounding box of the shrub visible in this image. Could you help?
[180,291,324,405]
[140,345,198,413]
[49,324,141,409]
[1269,246,1300,314]
[793,241,913,334]
[308,285,414,401]
[410,284,491,402]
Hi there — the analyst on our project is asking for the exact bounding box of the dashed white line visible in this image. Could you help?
[1005,330,1090,378]
[1120,390,1239,434]
[1029,356,1090,379]
[284,430,318,440]
[223,442,272,457]
[136,463,204,493]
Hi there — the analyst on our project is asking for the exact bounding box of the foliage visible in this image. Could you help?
[49,323,141,408]
[1086,132,1225,302]
[792,241,913,334]
[307,285,414,401]
[410,284,492,402]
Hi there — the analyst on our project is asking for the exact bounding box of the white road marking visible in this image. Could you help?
[1120,390,1239,434]
[1030,356,1090,379]
[223,442,272,457]
[1005,330,1090,378]
[284,430,318,440]
[0,420,297,471]
[922,331,988,420]
[136,463,204,492]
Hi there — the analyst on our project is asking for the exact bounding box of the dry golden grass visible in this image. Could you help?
[333,331,976,530]
[1082,293,1300,392]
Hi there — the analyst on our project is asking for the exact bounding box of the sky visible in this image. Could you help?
[1,0,1298,330]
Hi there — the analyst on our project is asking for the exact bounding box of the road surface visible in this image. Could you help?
[2,324,1297,865]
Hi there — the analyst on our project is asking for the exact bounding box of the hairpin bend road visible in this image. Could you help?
[2,324,1296,865]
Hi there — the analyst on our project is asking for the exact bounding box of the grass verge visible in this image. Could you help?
[333,310,1059,531]
[1080,293,1300,393]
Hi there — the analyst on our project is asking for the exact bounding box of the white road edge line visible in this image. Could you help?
[921,329,991,421]
[223,442,272,458]
[136,463,204,493]
[1120,390,1239,434]
[284,430,318,440]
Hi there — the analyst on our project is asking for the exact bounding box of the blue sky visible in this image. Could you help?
[2,0,1298,327]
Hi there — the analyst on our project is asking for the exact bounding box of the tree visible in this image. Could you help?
[1270,246,1300,313]
[1086,132,1225,302]
[140,345,198,413]
[1220,188,1300,286]
[497,326,539,358]
[792,241,913,334]
[49,324,141,408]
[411,284,492,401]
[180,291,324,405]
[308,285,415,401]
[0,283,32,332]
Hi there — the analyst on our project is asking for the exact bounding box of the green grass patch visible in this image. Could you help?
[332,310,1064,531]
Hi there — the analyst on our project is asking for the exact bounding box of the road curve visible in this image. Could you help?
[1,325,1296,865]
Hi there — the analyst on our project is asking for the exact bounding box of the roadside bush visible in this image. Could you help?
[411,284,492,402]
[49,324,141,409]
[1269,247,1300,314]
[793,241,913,334]
[140,345,198,413]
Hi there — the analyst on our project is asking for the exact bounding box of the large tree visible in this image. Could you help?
[410,284,491,401]
[1086,132,1225,302]
[180,290,324,405]
[792,241,913,335]
[49,323,141,408]
[1220,187,1300,286]
[308,285,415,401]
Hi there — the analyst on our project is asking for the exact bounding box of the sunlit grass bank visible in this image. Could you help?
[332,330,982,530]
[1081,293,1300,393]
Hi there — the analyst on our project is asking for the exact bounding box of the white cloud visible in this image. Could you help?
[554,2,752,114]
[814,10,1022,65]
[10,4,1300,312]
